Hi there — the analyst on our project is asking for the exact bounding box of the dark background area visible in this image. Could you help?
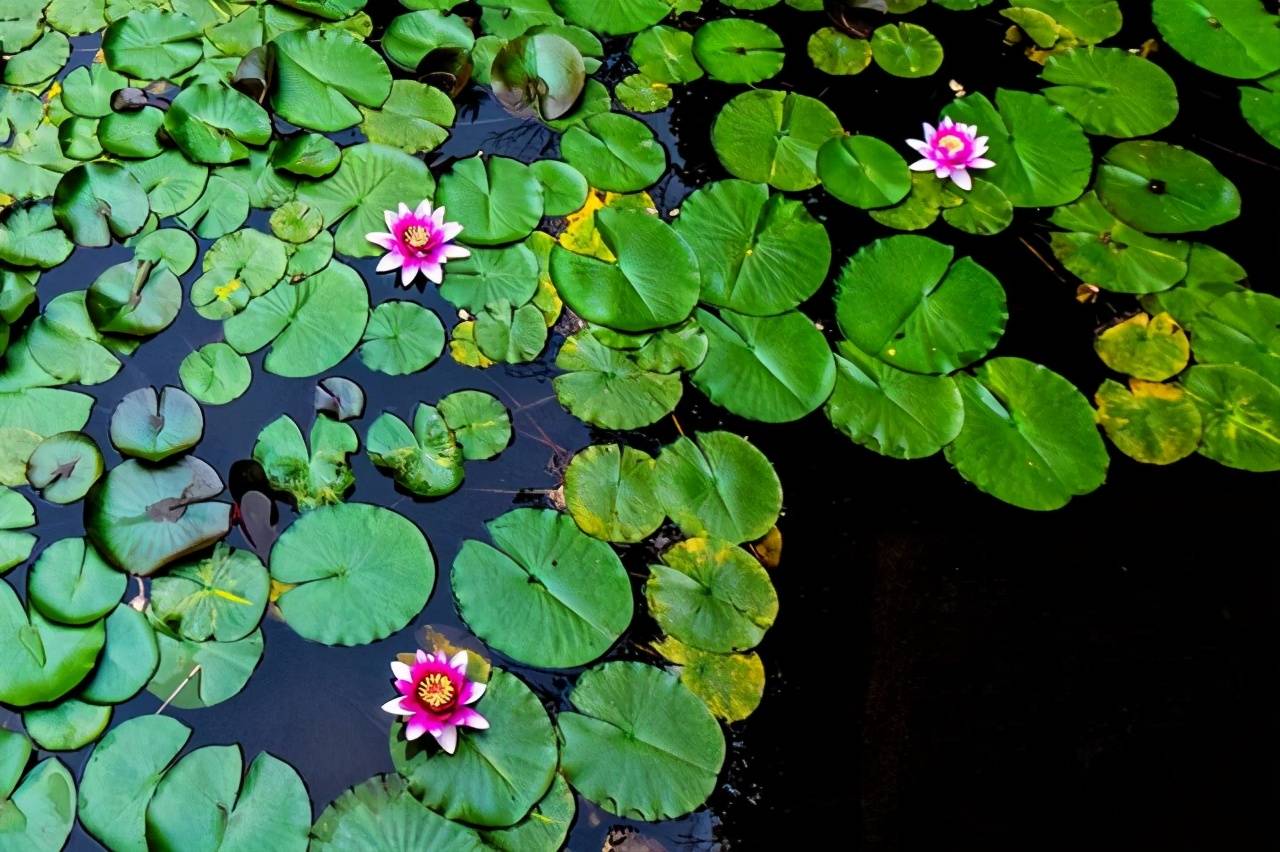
[7,2,1275,850]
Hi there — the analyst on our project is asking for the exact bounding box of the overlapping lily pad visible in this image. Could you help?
[367,403,464,497]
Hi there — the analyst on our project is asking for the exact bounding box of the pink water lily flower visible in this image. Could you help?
[381,649,489,753]
[906,117,995,191]
[366,201,469,287]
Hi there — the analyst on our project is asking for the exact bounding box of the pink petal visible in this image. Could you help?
[382,697,414,716]
[949,168,972,191]
[377,252,404,273]
[934,166,951,179]
[909,159,937,172]
[434,725,458,754]
[416,649,428,663]
[461,681,486,705]
[453,707,488,730]
[395,680,413,696]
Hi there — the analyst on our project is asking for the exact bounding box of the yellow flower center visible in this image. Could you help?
[416,673,455,709]
[403,225,431,249]
[936,135,965,155]
[214,279,242,301]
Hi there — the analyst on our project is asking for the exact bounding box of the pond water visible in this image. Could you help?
[2,1,1277,849]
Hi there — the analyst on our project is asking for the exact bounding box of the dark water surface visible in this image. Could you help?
[6,1,1276,849]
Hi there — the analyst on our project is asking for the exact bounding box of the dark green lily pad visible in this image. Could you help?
[436,156,544,247]
[438,390,511,461]
[360,301,445,376]
[0,580,105,707]
[78,604,159,705]
[53,162,150,247]
[146,627,263,709]
[1096,140,1241,234]
[712,89,843,191]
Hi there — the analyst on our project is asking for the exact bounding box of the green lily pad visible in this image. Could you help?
[478,773,575,851]
[359,301,445,376]
[61,64,128,118]
[383,9,474,74]
[0,580,105,707]
[272,134,342,178]
[436,156,544,247]
[560,112,667,193]
[673,179,831,315]
[438,390,511,461]
[311,775,486,852]
[834,235,1007,375]
[452,508,633,668]
[179,342,252,405]
[692,307,836,422]
[616,73,673,113]
[223,261,370,378]
[164,81,272,164]
[176,174,250,239]
[78,604,159,705]
[631,24,702,83]
[808,26,872,75]
[692,19,784,84]
[78,715,192,852]
[1010,0,1122,44]
[150,543,268,643]
[86,258,181,336]
[1178,364,1280,471]
[942,89,1091,208]
[1049,192,1190,294]
[0,203,74,269]
[296,143,432,258]
[1189,290,1280,388]
[553,329,683,429]
[1240,73,1280,148]
[0,735,76,852]
[1152,0,1280,79]
[870,22,943,78]
[367,403,464,497]
[270,201,323,247]
[1094,312,1190,381]
[656,431,781,544]
[1096,140,1242,234]
[27,536,124,625]
[529,160,589,217]
[5,30,71,87]
[552,208,698,332]
[712,89,843,191]
[23,698,112,752]
[102,9,203,79]
[0,488,36,573]
[1095,378,1203,465]
[253,414,357,511]
[270,502,435,645]
[270,28,392,132]
[97,106,165,158]
[439,244,540,313]
[1041,47,1179,137]
[646,537,777,653]
[651,636,765,723]
[146,627,263,709]
[85,456,232,576]
[53,162,150,247]
[564,443,663,544]
[559,661,725,821]
[26,432,103,505]
[127,150,209,219]
[946,357,1109,510]
[941,178,1014,235]
[817,135,911,210]
[390,668,557,828]
[826,339,964,459]
[556,0,669,35]
[192,228,290,320]
[358,80,455,155]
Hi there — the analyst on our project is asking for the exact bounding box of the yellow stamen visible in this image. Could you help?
[936,135,965,155]
[403,225,430,249]
[416,673,455,709]
[214,279,242,301]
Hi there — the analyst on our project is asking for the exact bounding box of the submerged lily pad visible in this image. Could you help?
[85,456,232,576]
[452,508,633,668]
[559,661,725,821]
[270,503,435,646]
[391,668,557,828]
[150,543,268,643]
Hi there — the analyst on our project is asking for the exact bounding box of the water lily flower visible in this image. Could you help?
[381,649,488,753]
[366,201,469,287]
[906,117,995,191]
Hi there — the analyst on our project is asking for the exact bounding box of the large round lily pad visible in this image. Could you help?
[109,386,203,462]
[451,508,633,668]
[435,156,544,246]
[559,662,725,821]
[78,604,158,705]
[390,668,557,828]
[1095,141,1241,234]
[1041,47,1179,138]
[1179,364,1280,471]
[270,503,435,646]
[311,775,487,851]
[712,89,843,191]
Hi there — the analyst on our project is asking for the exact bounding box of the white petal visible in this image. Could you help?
[385,210,398,231]
[443,244,471,260]
[449,650,469,671]
[416,649,428,663]
[400,264,418,287]
[381,697,413,716]
[441,222,463,241]
[935,166,951,179]
[423,263,443,285]
[969,158,996,170]
[376,253,403,273]
[464,681,487,705]
[906,139,930,155]
[909,159,937,172]
[415,199,432,219]
[922,122,936,140]
[432,206,446,225]
[391,661,412,681]
[398,202,411,217]
[949,168,972,191]
[405,723,425,741]
[435,725,458,754]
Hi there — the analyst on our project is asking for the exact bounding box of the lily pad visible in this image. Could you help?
[0,580,105,706]
[150,543,268,643]
[252,414,357,511]
[127,150,209,219]
[270,28,392,132]
[564,443,663,544]
[560,113,667,193]
[712,89,843,191]
[1096,141,1241,234]
[438,390,511,461]
[945,357,1109,510]
[85,456,232,576]
[651,636,765,724]
[5,30,71,87]
[438,244,540,313]
[146,627,263,709]
[0,735,76,852]
[1189,290,1280,387]
[359,301,445,376]
[630,25,702,83]
[1094,312,1190,381]
[1041,47,1178,137]
[817,135,912,210]
[179,342,252,405]
[452,508,633,668]
[1049,192,1190,294]
[529,160,589,216]
[1152,0,1280,79]
[358,80,456,155]
[656,431,781,544]
[551,208,699,332]
[1178,364,1280,471]
[87,259,182,335]
[870,22,943,78]
[164,81,272,164]
[367,403,464,497]
[646,537,778,653]
[491,31,585,120]
[78,604,159,705]
[559,661,725,821]
[26,432,104,505]
[27,537,124,625]
[478,773,576,852]
[1095,378,1202,465]
[53,162,150,247]
[23,698,112,752]
[826,339,964,459]
[0,204,74,269]
[692,308,836,422]
[311,775,486,851]
[272,134,342,178]
[553,329,684,429]
[0,488,36,572]
[435,156,543,247]
[270,502,435,645]
[834,235,1007,375]
[673,179,831,315]
[192,229,290,320]
[692,19,784,84]
[102,10,203,79]
[390,668,557,828]
[315,377,366,422]
[808,26,873,75]
[556,0,670,35]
